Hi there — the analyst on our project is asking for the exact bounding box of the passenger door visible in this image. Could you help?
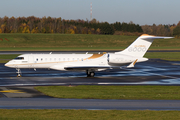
[28,55,34,68]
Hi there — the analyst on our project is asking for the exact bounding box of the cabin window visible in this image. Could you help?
[14,57,24,60]
[59,58,61,61]
[45,58,47,61]
[63,58,65,61]
[54,58,56,61]
[81,58,83,61]
[36,58,38,61]
[50,58,51,61]
[41,58,43,61]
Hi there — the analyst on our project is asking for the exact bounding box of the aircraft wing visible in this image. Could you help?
[64,63,137,71]
[64,62,137,71]
[50,64,113,71]
[64,66,112,71]
[50,60,138,71]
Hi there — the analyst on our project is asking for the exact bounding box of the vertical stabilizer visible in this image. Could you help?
[115,34,173,57]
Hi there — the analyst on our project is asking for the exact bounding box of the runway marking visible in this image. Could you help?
[0,90,25,93]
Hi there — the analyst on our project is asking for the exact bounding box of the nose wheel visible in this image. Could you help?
[16,68,22,77]
[86,70,95,77]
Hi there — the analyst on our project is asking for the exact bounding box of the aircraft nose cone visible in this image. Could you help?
[4,61,16,68]
[5,61,12,67]
[4,62,9,66]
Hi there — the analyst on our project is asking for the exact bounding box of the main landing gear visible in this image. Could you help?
[16,68,21,77]
[86,70,95,77]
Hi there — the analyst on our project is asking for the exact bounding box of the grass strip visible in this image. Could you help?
[0,109,180,120]
[144,52,180,61]
[35,85,180,100]
[0,47,126,51]
[0,54,20,63]
[1,47,180,51]
[0,33,180,51]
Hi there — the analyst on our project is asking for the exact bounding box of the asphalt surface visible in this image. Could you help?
[0,98,180,110]
[0,58,180,110]
[0,87,51,98]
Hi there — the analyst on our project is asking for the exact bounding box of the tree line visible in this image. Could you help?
[0,16,142,35]
[141,24,175,36]
[172,21,180,37]
[0,16,180,36]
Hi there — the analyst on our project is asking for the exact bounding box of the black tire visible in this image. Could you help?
[86,70,95,77]
[90,72,95,77]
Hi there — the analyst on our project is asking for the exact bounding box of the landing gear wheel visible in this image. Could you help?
[90,72,95,77]
[17,74,21,77]
[16,68,22,77]
[86,70,95,77]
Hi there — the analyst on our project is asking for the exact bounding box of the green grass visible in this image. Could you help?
[0,33,179,51]
[0,33,135,51]
[0,54,19,59]
[0,54,20,63]
[0,109,180,120]
[144,52,180,61]
[35,85,180,100]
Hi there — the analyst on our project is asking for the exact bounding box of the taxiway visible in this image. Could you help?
[0,98,180,110]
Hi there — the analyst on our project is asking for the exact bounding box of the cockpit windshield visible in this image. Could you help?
[14,57,24,60]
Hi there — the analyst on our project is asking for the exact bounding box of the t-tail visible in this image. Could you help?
[115,34,173,57]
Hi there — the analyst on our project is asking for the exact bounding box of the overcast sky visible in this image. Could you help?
[1,0,179,25]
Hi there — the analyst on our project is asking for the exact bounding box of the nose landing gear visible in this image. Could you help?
[16,68,22,77]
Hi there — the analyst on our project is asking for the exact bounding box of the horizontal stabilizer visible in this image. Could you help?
[120,59,138,69]
[142,36,174,40]
[127,59,138,68]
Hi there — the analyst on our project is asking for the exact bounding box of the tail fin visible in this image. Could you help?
[115,34,173,57]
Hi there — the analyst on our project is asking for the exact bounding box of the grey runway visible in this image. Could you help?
[0,98,180,110]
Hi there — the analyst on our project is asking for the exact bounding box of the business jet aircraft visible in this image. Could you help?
[5,34,173,77]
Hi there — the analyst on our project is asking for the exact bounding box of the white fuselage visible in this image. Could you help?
[5,53,147,71]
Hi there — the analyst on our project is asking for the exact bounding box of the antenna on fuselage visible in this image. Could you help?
[49,52,52,54]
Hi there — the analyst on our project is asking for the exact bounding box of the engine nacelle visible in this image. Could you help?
[108,54,134,64]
